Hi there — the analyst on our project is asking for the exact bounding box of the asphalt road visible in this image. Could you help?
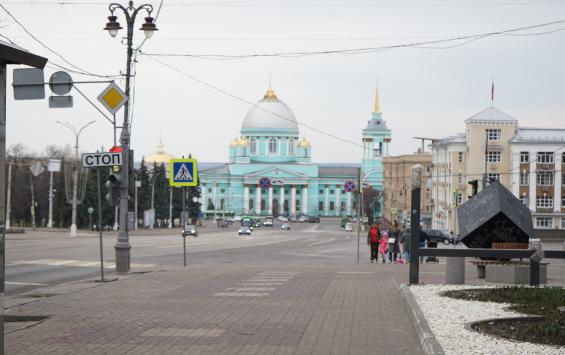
[5,219,363,295]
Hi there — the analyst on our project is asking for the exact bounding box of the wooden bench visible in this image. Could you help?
[470,260,529,279]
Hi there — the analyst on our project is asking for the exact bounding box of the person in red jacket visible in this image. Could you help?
[367,222,380,263]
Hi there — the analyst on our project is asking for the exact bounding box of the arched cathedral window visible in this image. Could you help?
[268,138,277,154]
[250,138,257,155]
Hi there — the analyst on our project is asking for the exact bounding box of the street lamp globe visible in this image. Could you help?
[140,16,158,39]
[104,15,122,38]
[192,196,198,203]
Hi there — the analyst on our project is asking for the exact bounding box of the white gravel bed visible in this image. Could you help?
[410,284,565,355]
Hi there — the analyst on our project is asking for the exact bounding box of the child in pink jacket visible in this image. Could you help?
[378,230,389,263]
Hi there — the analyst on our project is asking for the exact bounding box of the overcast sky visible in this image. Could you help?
[2,0,565,163]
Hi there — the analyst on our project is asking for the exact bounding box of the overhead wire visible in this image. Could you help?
[143,19,565,60]
[0,2,121,78]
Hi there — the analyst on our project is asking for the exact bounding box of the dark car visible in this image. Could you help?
[289,216,298,223]
[308,216,320,223]
[281,223,291,231]
[424,229,459,245]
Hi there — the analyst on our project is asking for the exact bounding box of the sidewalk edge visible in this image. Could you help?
[399,284,445,355]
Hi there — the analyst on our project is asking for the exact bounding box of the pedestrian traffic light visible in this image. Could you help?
[468,180,478,198]
[105,170,121,206]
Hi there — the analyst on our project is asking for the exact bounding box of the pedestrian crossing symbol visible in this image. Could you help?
[170,159,198,186]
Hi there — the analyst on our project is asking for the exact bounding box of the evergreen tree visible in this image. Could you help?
[152,163,169,227]
[135,159,151,226]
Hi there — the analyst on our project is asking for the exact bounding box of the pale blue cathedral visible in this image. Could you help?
[200,86,391,217]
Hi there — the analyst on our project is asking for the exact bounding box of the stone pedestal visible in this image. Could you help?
[485,264,547,284]
[446,257,465,284]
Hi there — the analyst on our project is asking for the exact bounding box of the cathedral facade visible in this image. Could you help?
[199,86,391,217]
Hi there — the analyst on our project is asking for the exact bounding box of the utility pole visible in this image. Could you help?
[6,163,11,231]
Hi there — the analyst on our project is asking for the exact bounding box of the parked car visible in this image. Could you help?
[279,216,289,222]
[344,222,353,232]
[238,226,252,235]
[263,217,273,227]
[289,216,298,223]
[182,224,198,237]
[233,216,242,222]
[298,215,309,223]
[308,216,320,223]
[424,229,459,245]
[281,223,291,231]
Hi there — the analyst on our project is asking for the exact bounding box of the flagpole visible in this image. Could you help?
[491,78,494,107]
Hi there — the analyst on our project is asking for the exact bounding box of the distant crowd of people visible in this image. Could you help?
[367,220,427,264]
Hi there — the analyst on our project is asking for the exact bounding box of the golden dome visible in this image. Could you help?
[229,138,239,147]
[144,142,176,164]
[238,137,250,147]
[298,137,311,148]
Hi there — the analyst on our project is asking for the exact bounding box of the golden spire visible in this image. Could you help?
[264,85,278,100]
[374,82,381,113]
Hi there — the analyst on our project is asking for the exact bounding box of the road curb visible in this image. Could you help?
[399,284,445,355]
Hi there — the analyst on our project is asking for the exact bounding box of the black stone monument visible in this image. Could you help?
[457,181,534,248]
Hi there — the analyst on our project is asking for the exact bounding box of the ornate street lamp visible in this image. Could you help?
[104,1,157,274]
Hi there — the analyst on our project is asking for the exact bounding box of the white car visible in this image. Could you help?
[233,216,242,222]
[279,216,289,222]
[238,226,252,235]
[298,215,309,223]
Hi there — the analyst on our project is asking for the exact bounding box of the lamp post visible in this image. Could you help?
[104,1,158,273]
[56,120,95,236]
[150,172,160,230]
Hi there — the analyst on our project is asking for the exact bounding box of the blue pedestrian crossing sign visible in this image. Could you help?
[169,159,198,187]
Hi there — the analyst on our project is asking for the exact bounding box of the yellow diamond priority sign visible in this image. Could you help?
[97,82,128,115]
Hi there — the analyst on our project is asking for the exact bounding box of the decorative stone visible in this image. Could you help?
[457,181,534,248]
[485,264,547,284]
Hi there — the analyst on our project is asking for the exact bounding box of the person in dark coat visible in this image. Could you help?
[419,228,428,263]
[387,220,401,263]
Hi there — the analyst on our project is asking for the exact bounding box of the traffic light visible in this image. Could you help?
[105,169,121,206]
[468,180,478,199]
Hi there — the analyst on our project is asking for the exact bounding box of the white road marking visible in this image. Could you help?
[238,283,283,286]
[214,292,269,297]
[6,281,48,286]
[11,259,154,269]
[318,247,354,254]
[281,252,345,259]
[233,287,276,291]
[142,328,225,337]
[157,241,218,249]
[337,271,374,274]
[307,238,335,247]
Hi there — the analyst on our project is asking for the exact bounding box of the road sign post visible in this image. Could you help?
[169,159,198,187]
[82,153,123,282]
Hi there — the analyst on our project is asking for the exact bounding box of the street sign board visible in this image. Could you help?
[97,82,128,115]
[81,152,122,168]
[169,159,198,187]
[13,68,45,100]
[48,159,62,172]
[29,161,45,176]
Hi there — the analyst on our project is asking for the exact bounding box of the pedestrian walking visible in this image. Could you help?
[387,220,401,263]
[378,230,388,263]
[400,226,411,262]
[367,222,380,263]
[419,226,428,263]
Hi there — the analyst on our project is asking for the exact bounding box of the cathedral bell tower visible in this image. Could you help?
[361,85,391,211]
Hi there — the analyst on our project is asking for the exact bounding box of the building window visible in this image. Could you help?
[520,152,529,163]
[458,152,463,163]
[537,152,554,163]
[519,196,528,206]
[561,218,565,229]
[207,199,214,210]
[519,172,529,186]
[458,173,463,184]
[220,198,225,210]
[487,173,500,182]
[563,174,565,186]
[319,190,324,194]
[486,151,501,163]
[221,189,225,193]
[268,138,277,154]
[330,190,334,194]
[329,201,335,211]
[250,138,257,155]
[261,199,266,211]
[318,202,323,211]
[288,138,295,155]
[208,188,212,193]
[536,196,553,208]
[457,192,463,205]
[341,201,346,211]
[486,128,501,141]
[249,199,254,210]
[537,172,554,186]
[536,217,552,229]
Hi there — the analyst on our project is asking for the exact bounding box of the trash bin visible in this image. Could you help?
[426,241,439,263]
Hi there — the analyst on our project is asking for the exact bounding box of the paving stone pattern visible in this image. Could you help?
[6,264,423,354]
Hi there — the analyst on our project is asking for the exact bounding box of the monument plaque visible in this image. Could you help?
[457,182,534,248]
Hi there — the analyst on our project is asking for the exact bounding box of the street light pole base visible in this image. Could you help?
[114,243,131,274]
[70,224,77,237]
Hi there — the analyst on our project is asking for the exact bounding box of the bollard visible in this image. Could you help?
[446,257,465,284]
